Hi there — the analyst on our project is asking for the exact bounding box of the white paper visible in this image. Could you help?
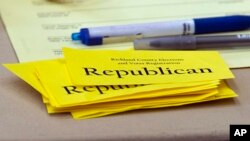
[1,0,250,68]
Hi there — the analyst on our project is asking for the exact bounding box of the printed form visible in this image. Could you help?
[1,0,250,68]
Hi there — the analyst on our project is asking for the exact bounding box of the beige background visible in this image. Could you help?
[1,16,250,141]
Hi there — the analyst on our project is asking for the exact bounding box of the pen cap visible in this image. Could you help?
[134,36,197,50]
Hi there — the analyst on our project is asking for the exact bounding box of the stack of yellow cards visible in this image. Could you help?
[3,48,237,119]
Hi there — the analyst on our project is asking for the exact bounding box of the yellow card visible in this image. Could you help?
[69,89,218,119]
[71,81,237,119]
[4,59,218,109]
[45,85,218,114]
[63,48,234,85]
[36,59,220,107]
[3,61,50,103]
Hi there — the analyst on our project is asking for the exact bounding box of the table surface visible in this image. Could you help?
[1,16,250,141]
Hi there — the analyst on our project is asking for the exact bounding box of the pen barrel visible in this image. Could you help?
[196,35,250,48]
[134,36,197,50]
[134,34,250,50]
[89,20,195,38]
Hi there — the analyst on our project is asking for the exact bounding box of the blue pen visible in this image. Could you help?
[71,15,250,46]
